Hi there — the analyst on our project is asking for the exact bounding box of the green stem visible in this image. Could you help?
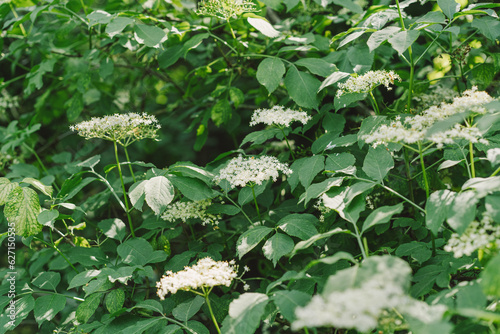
[279,127,295,161]
[353,222,367,260]
[223,193,253,224]
[22,143,61,193]
[227,21,236,40]
[203,287,221,334]
[251,185,262,224]
[123,146,137,183]
[490,166,500,177]
[113,141,135,238]
[403,147,415,204]
[469,141,476,179]
[418,142,430,198]
[8,3,27,37]
[369,91,380,115]
[34,237,79,273]
[395,0,415,113]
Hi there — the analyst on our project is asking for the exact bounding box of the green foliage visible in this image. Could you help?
[1,0,500,332]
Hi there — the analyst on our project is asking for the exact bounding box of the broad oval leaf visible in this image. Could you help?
[144,176,175,215]
[236,226,273,259]
[4,187,42,237]
[284,66,321,110]
[262,233,294,267]
[362,146,394,182]
[361,203,404,234]
[256,58,285,94]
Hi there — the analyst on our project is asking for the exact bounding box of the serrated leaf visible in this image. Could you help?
[272,290,311,322]
[134,24,166,48]
[32,272,61,291]
[284,66,320,110]
[128,180,146,211]
[437,0,460,19]
[295,58,336,77]
[173,296,205,322]
[4,187,42,237]
[388,30,420,55]
[256,58,285,94]
[300,177,344,206]
[362,146,394,182]
[395,242,432,263]
[98,218,126,242]
[76,293,101,323]
[325,153,356,174]
[77,155,101,168]
[298,155,325,188]
[211,99,232,127]
[471,16,500,41]
[480,252,500,297]
[236,226,273,259]
[361,203,403,234]
[144,176,174,215]
[87,10,112,26]
[168,175,215,201]
[0,178,18,205]
[34,294,66,325]
[68,270,101,289]
[334,92,367,111]
[277,213,318,240]
[447,191,478,235]
[106,16,133,37]
[247,17,280,38]
[318,71,350,92]
[105,289,125,314]
[262,233,294,267]
[221,293,269,334]
[425,190,456,235]
[367,26,400,52]
[117,238,166,266]
[22,177,53,198]
[240,128,282,147]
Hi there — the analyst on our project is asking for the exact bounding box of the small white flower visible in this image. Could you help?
[243,283,250,291]
[161,199,220,226]
[156,257,238,300]
[214,155,292,188]
[250,106,311,128]
[70,112,160,146]
[336,70,401,97]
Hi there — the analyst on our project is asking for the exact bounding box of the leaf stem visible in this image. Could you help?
[123,145,137,183]
[203,287,221,334]
[469,141,476,179]
[279,127,295,161]
[418,142,430,198]
[113,140,135,237]
[34,237,79,273]
[369,91,380,115]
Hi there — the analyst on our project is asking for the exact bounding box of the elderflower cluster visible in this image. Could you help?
[336,70,401,97]
[196,0,258,20]
[250,106,312,128]
[0,89,19,113]
[444,215,500,258]
[314,197,333,223]
[213,155,292,188]
[292,257,446,332]
[156,257,238,299]
[362,87,494,148]
[412,85,458,112]
[70,112,160,146]
[69,113,161,147]
[161,199,220,226]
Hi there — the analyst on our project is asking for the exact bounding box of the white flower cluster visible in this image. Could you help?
[363,87,494,148]
[250,106,312,128]
[70,112,161,146]
[292,256,447,332]
[0,89,19,113]
[161,199,220,226]
[213,155,292,188]
[314,197,333,223]
[444,215,500,258]
[196,0,258,20]
[413,85,458,112]
[156,257,238,299]
[336,70,401,97]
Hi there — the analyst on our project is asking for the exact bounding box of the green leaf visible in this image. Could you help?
[367,26,400,52]
[303,251,356,270]
[77,155,101,168]
[0,295,35,331]
[236,226,274,259]
[425,190,456,235]
[68,269,101,289]
[437,0,460,19]
[0,178,18,205]
[295,58,336,77]
[361,203,403,234]
[183,33,210,56]
[76,293,102,323]
[256,58,285,94]
[22,177,53,198]
[414,11,446,25]
[272,290,311,322]
[395,242,432,263]
[167,175,215,201]
[362,146,394,182]
[471,16,500,41]
[118,318,163,334]
[117,238,167,266]
[284,66,321,110]
[298,155,325,188]
[318,71,350,92]
[32,271,61,290]
[173,296,205,322]
[447,191,478,235]
[237,182,266,206]
[158,44,184,69]
[277,213,318,240]
[388,30,420,55]
[229,87,245,108]
[130,299,164,314]
[37,209,59,227]
[211,99,232,127]
[480,252,500,297]
[331,0,363,13]
[221,293,269,334]
[87,10,112,26]
[462,176,500,198]
[66,93,84,121]
[98,218,126,242]
[34,294,66,325]
[144,176,175,215]
[66,247,107,267]
[334,92,367,111]
[105,289,125,314]
[247,17,280,38]
[240,128,282,147]
[300,177,344,206]
[325,153,356,175]
[262,233,294,266]
[291,227,350,258]
[406,318,453,334]
[106,16,133,37]
[4,187,42,237]
[134,24,166,47]
[128,180,146,211]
